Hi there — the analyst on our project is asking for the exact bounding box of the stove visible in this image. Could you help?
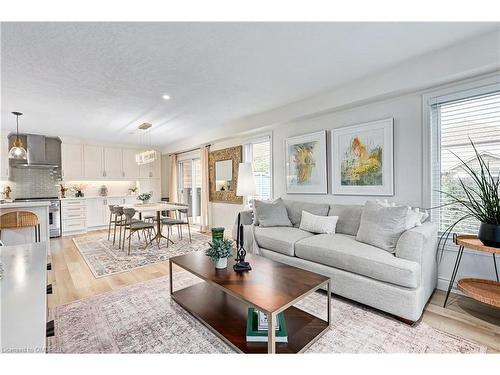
[14,197,61,238]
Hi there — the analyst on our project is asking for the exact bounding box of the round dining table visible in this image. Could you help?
[122,202,181,248]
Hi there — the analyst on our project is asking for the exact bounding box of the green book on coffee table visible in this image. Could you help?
[246,308,288,343]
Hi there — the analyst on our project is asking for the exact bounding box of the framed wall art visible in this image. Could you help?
[285,130,327,194]
[331,118,394,196]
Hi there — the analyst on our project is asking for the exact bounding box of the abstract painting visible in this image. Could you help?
[332,118,394,195]
[285,131,327,194]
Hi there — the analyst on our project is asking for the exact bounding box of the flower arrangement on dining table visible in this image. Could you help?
[137,191,153,204]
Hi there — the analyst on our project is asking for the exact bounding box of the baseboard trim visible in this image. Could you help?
[436,276,465,295]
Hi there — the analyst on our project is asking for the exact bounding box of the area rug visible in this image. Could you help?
[72,231,209,278]
[47,272,487,354]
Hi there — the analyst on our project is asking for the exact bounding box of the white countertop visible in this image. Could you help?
[0,242,48,353]
[0,201,51,209]
[61,195,137,200]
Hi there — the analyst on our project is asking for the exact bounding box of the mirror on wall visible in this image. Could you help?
[215,160,233,192]
[209,145,242,204]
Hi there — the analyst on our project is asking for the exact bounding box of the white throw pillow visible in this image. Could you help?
[299,210,338,234]
[375,199,428,230]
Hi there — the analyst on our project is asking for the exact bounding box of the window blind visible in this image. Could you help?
[244,136,272,202]
[431,90,500,234]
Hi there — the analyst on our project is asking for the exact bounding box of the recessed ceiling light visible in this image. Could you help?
[162,94,171,100]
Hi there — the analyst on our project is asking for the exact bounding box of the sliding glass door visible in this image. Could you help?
[178,158,201,225]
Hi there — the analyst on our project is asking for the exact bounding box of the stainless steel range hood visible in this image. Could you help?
[9,134,61,169]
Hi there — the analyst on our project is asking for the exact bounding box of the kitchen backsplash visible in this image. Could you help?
[63,180,137,197]
[10,168,60,198]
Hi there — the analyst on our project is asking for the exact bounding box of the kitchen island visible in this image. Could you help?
[0,201,50,246]
[0,242,48,353]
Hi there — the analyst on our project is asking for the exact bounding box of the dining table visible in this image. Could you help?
[122,202,181,248]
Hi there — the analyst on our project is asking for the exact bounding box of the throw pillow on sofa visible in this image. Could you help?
[376,199,429,230]
[299,210,339,234]
[356,200,408,253]
[253,198,292,227]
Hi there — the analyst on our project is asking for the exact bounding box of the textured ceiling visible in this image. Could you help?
[1,22,498,148]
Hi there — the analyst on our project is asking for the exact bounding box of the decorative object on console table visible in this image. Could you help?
[437,139,500,253]
[205,238,233,269]
[285,130,327,194]
[234,162,256,272]
[331,118,394,196]
[443,234,500,308]
[211,227,225,241]
[137,191,152,204]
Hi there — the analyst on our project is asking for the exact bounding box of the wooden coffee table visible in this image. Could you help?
[169,252,331,354]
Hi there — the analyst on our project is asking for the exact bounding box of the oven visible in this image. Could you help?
[14,197,62,238]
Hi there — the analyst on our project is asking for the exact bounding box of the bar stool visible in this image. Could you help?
[0,211,41,243]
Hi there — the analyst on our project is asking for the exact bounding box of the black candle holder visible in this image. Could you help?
[233,212,251,272]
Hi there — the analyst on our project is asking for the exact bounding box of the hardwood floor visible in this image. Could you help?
[47,230,500,353]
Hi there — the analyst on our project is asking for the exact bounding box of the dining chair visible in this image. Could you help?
[0,211,41,243]
[159,203,191,243]
[122,208,156,254]
[107,204,117,240]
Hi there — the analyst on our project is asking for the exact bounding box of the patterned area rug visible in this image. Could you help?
[48,272,487,354]
[72,231,209,278]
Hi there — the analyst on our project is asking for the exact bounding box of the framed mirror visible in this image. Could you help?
[209,145,242,204]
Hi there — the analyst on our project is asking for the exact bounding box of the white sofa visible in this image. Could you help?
[236,199,438,322]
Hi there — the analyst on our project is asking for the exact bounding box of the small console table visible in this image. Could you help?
[443,234,500,308]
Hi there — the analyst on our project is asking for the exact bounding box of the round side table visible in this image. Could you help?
[443,234,500,308]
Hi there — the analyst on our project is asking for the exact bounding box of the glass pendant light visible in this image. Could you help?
[8,111,27,160]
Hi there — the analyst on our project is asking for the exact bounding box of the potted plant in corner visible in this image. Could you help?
[206,238,234,269]
[438,139,500,250]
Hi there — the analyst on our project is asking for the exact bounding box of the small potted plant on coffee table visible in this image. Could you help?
[206,238,234,269]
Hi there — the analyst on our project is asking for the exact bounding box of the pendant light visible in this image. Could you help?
[8,111,27,160]
[135,122,157,165]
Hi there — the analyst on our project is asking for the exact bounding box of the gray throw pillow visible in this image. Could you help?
[254,198,292,228]
[356,200,408,253]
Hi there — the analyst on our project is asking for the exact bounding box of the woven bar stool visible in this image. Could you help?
[0,211,41,243]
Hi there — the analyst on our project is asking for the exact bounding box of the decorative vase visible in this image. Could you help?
[211,227,225,241]
[215,257,228,269]
[478,222,500,248]
[141,199,149,205]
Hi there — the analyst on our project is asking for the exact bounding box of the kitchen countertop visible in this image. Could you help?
[61,195,138,200]
[0,201,51,208]
[0,241,48,353]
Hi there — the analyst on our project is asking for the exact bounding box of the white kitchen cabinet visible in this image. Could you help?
[0,134,10,179]
[84,145,104,179]
[61,143,84,181]
[122,148,140,179]
[86,198,107,228]
[61,199,87,235]
[139,153,161,179]
[103,147,123,178]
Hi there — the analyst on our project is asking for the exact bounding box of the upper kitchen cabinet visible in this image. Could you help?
[103,147,123,178]
[83,144,104,179]
[61,143,84,180]
[122,148,140,179]
[0,134,10,179]
[139,152,161,179]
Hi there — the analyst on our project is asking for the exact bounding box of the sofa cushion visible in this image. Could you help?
[328,204,363,236]
[295,234,420,288]
[299,211,338,234]
[356,200,408,253]
[282,199,330,227]
[254,198,292,227]
[254,226,314,256]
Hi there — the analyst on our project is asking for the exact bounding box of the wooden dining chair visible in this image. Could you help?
[0,211,41,242]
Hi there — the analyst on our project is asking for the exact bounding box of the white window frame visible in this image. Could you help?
[242,132,273,205]
[422,73,500,221]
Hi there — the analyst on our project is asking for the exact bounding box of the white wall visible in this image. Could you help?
[162,30,500,291]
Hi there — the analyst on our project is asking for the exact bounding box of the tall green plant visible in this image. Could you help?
[437,139,500,258]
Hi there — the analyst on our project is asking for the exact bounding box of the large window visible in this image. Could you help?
[244,136,272,202]
[431,88,500,234]
[177,156,201,225]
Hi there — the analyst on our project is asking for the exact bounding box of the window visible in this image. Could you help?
[431,88,500,234]
[244,136,272,202]
[177,154,202,225]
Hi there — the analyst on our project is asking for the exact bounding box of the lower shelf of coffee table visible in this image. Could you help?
[171,282,329,353]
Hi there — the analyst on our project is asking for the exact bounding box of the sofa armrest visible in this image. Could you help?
[395,222,438,264]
